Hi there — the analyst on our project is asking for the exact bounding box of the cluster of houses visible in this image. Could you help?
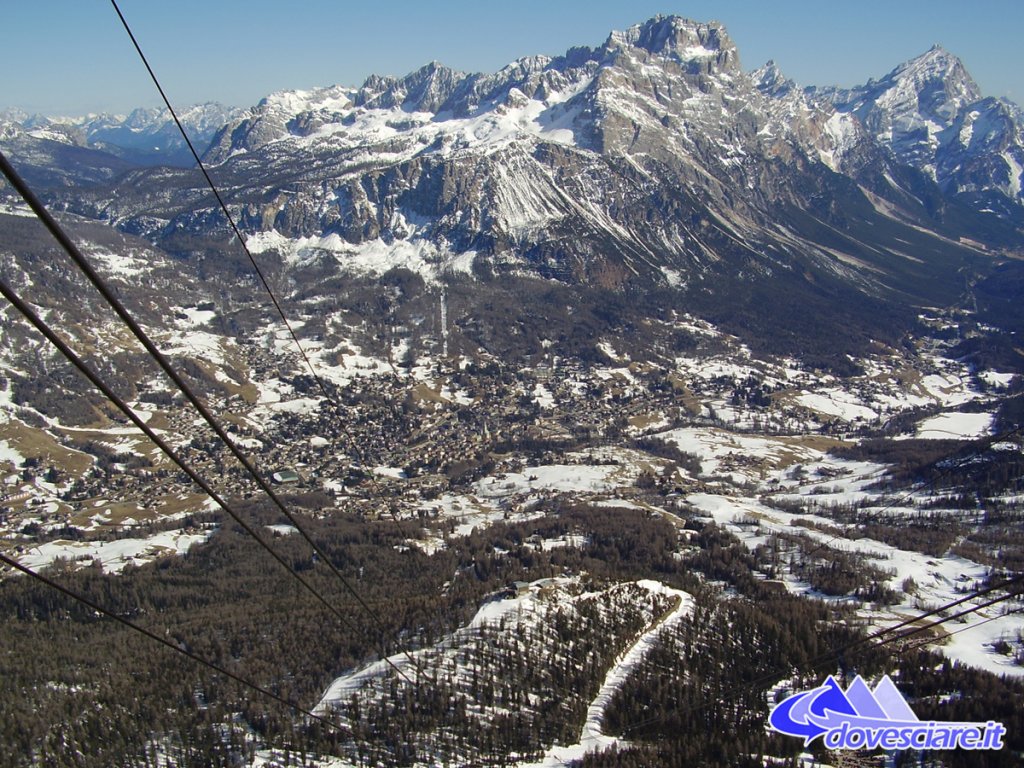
[1,346,742,554]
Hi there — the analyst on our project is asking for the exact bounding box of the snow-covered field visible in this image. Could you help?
[15,527,214,574]
[668,332,1012,436]
[474,464,628,499]
[911,411,994,440]
[413,447,664,552]
[413,491,546,553]
[656,426,846,485]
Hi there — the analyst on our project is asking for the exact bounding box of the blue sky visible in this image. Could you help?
[5,1,1023,115]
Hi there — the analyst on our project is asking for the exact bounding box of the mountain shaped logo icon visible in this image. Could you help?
[768,675,1005,751]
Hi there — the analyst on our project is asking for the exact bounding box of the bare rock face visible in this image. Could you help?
[605,15,741,74]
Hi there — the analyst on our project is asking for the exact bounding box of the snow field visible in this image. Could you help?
[15,527,213,575]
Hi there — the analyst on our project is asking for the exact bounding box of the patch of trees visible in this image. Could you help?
[593,587,891,767]
[0,505,458,766]
[329,582,672,765]
[136,389,175,406]
[767,531,898,602]
[953,261,1024,374]
[831,438,963,481]
[896,652,1024,768]
[631,437,703,476]
[958,518,1024,575]
[833,436,1024,498]
[994,386,1024,432]
[858,518,961,558]
[12,365,103,427]
[0,502,703,766]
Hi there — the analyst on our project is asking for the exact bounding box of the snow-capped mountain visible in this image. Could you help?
[203,16,753,163]
[83,102,244,161]
[147,17,1016,308]
[807,46,1024,208]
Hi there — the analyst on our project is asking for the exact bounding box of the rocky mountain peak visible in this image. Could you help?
[798,43,1022,203]
[122,107,163,130]
[0,108,31,124]
[0,117,21,142]
[355,61,468,112]
[753,60,797,98]
[605,15,739,73]
[877,45,981,122]
[897,45,973,82]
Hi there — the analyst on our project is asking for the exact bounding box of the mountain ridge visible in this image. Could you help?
[3,16,1021,218]
[0,102,243,167]
[2,15,1023,370]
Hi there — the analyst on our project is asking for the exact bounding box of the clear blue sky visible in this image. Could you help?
[5,1,1023,115]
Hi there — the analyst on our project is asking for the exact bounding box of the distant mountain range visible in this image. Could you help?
[0,103,242,167]
[1,15,1023,370]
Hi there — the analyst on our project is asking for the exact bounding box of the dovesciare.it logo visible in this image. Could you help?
[768,675,1006,751]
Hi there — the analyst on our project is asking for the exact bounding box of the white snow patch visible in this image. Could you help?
[661,266,684,287]
[415,491,545,549]
[246,229,472,284]
[16,528,213,574]
[532,382,555,410]
[175,307,216,327]
[979,370,1015,388]
[1005,151,1023,198]
[794,391,879,422]
[912,411,993,440]
[0,202,38,218]
[86,249,153,279]
[473,464,629,499]
[0,439,25,467]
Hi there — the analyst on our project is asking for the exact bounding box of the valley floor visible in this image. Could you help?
[1,308,1022,766]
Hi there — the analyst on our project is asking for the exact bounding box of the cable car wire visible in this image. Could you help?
[108,0,330,403]
[0,550,347,735]
[0,271,406,673]
[867,582,1023,653]
[108,0,424,548]
[0,148,426,685]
